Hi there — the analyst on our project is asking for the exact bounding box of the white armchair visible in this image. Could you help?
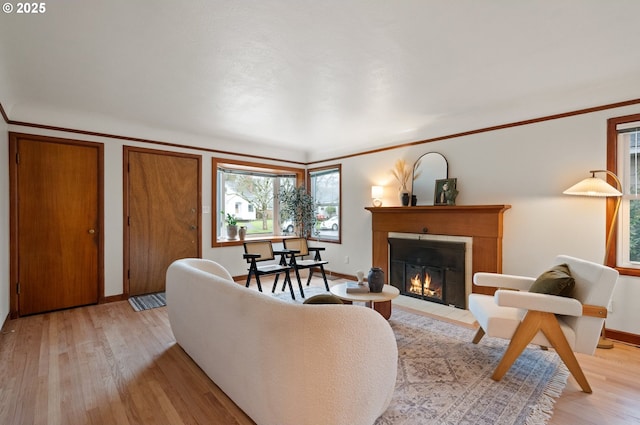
[468,255,618,393]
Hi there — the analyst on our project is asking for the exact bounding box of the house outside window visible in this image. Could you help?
[309,165,341,243]
[213,158,303,245]
[614,117,640,272]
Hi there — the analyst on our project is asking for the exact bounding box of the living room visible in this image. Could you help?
[1,2,640,424]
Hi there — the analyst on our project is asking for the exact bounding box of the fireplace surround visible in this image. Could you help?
[366,205,510,318]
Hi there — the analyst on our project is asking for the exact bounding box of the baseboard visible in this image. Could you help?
[1,312,9,332]
[102,294,127,303]
[606,328,640,347]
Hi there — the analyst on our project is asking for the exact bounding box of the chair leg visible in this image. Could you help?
[318,265,329,291]
[472,327,485,344]
[306,268,314,286]
[254,273,263,292]
[272,274,280,293]
[538,312,592,393]
[292,267,304,292]
[294,271,305,298]
[492,311,544,382]
[285,272,296,300]
[490,310,593,393]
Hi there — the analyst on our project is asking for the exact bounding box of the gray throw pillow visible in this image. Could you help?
[529,263,575,297]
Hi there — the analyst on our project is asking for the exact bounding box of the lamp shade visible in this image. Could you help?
[563,172,622,197]
[371,185,383,207]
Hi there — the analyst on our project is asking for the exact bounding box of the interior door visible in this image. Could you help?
[12,134,102,316]
[126,148,201,296]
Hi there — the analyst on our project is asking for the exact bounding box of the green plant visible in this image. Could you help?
[278,184,317,238]
[221,212,237,226]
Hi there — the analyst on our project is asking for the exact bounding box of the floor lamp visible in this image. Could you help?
[563,169,622,349]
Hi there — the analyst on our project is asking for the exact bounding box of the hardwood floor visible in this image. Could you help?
[1,283,639,425]
[0,301,254,425]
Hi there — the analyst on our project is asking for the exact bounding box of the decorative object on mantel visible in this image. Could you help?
[412,152,448,206]
[391,159,415,205]
[401,192,410,206]
[434,178,458,205]
[563,169,622,349]
[371,185,384,207]
[368,267,385,293]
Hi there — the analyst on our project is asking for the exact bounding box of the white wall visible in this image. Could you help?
[0,122,8,326]
[4,102,640,336]
[312,104,640,336]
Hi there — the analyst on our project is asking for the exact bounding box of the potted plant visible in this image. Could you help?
[222,212,238,240]
[279,184,317,238]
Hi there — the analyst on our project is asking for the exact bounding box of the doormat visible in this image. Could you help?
[128,292,166,312]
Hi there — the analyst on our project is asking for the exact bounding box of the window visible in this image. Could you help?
[308,165,341,242]
[213,158,304,245]
[610,114,640,274]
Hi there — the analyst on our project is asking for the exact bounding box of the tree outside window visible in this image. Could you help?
[213,158,302,244]
[309,165,341,243]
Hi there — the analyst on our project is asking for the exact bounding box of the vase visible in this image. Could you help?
[238,226,247,240]
[401,192,410,206]
[367,267,385,293]
[411,195,417,206]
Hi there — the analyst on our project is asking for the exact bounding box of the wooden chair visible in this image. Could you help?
[468,255,618,393]
[243,241,302,299]
[282,238,330,292]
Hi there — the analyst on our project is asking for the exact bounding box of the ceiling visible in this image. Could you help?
[2,1,640,162]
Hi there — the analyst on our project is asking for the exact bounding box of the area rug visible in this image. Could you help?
[128,292,166,312]
[273,290,568,425]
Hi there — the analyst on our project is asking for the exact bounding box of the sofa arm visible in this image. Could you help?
[494,289,583,316]
[474,273,535,291]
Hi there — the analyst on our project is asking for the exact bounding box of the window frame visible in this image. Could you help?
[607,113,640,276]
[307,164,342,244]
[212,157,305,247]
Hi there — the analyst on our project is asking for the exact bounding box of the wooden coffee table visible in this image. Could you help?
[330,283,399,318]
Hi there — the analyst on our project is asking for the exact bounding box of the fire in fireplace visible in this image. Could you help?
[406,264,444,303]
[388,237,466,309]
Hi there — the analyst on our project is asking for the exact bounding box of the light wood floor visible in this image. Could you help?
[1,283,639,425]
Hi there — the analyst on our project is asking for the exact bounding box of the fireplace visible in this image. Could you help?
[366,205,510,319]
[389,237,466,309]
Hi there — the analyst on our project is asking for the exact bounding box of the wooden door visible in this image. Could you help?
[11,133,102,316]
[126,148,201,296]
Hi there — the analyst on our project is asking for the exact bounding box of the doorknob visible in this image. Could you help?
[88,229,95,234]
[190,225,197,230]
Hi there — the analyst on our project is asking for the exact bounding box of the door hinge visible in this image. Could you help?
[15,152,20,164]
[16,282,20,294]
[127,269,130,280]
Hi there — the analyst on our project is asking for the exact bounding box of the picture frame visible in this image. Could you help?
[434,178,458,205]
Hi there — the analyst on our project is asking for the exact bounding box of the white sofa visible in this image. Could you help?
[166,258,398,425]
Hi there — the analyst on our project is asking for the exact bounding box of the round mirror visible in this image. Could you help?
[411,152,448,205]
